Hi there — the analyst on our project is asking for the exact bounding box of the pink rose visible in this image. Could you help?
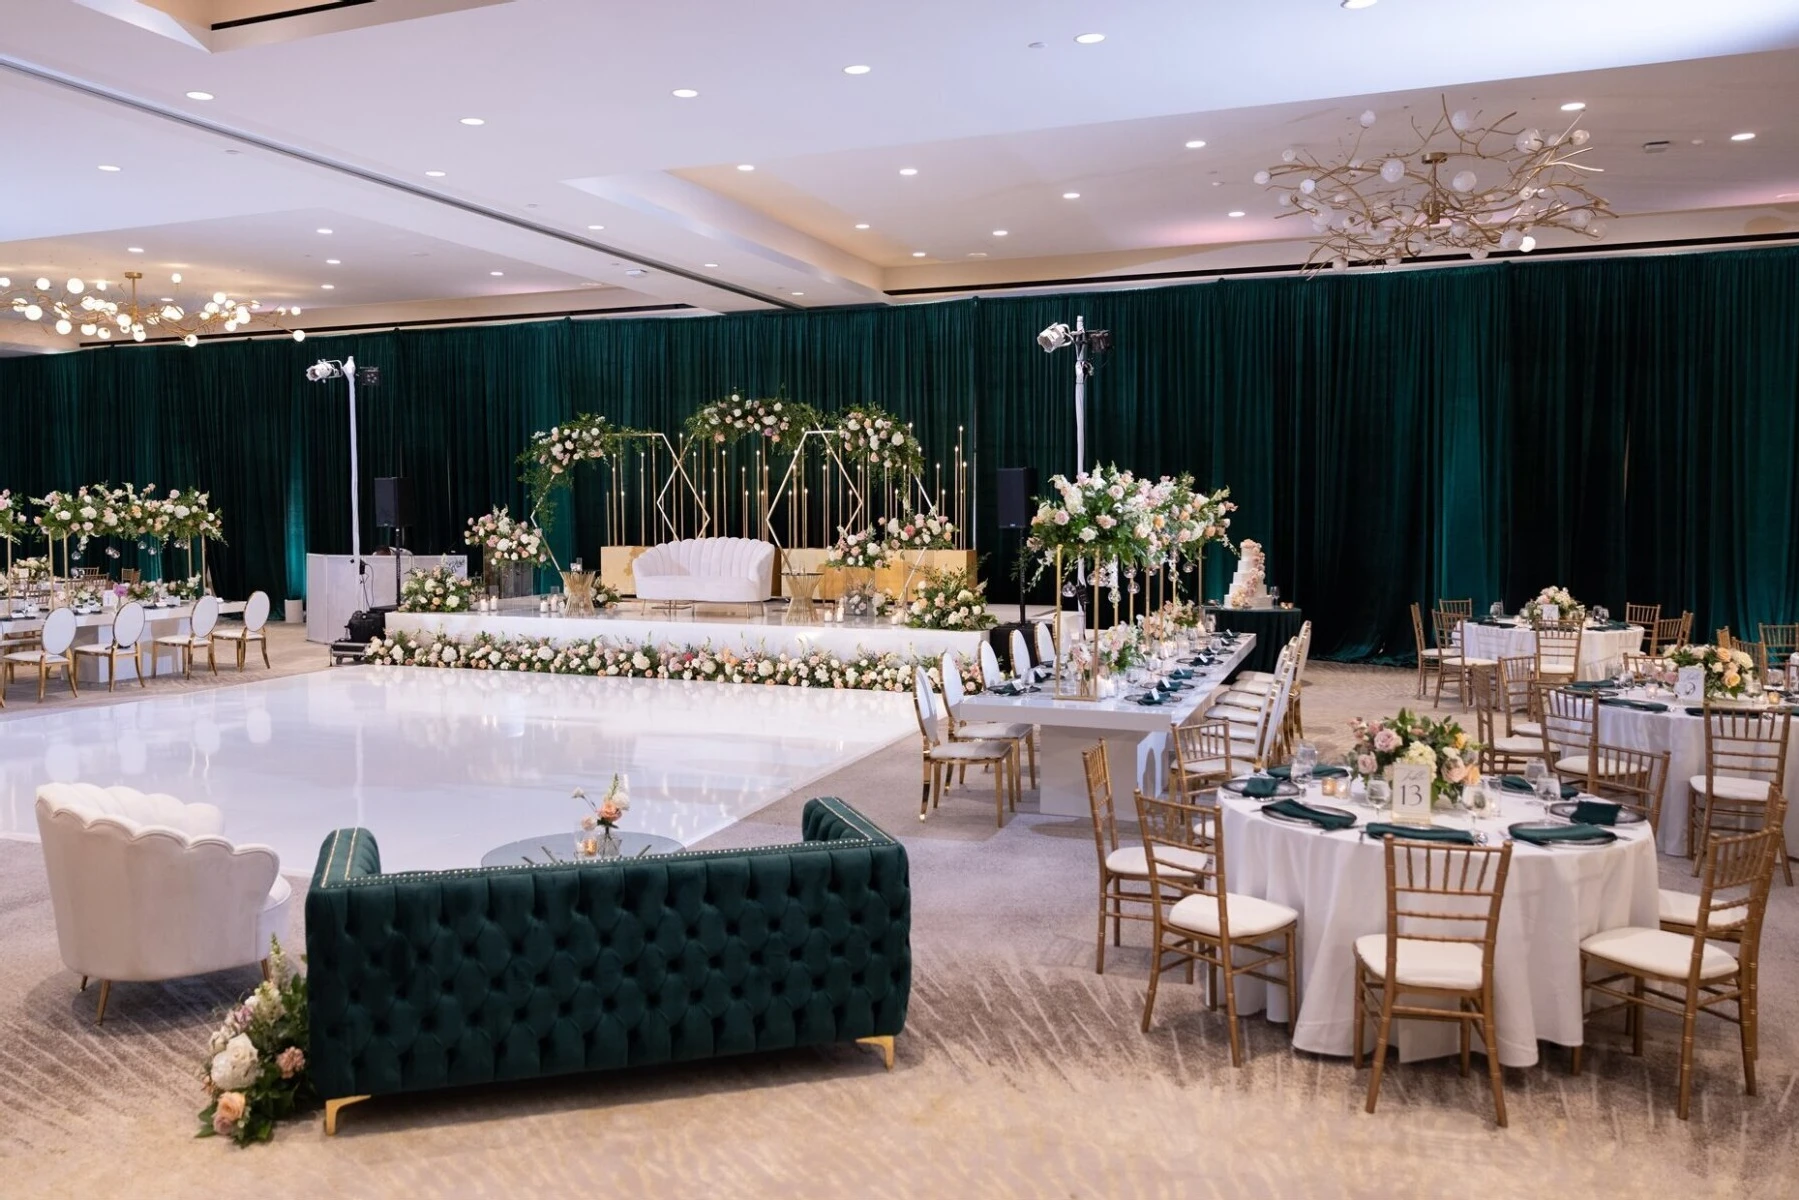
[1372,729,1401,753]
[1445,762,1468,784]
[276,1046,306,1079]
[599,800,622,824]
[1356,754,1377,775]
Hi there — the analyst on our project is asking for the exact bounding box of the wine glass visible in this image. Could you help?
[1490,601,1504,619]
[1367,779,1391,812]
[1523,760,1550,811]
[1269,585,1281,607]
[1291,741,1318,790]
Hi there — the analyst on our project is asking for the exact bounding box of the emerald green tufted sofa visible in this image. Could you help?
[304,798,909,1131]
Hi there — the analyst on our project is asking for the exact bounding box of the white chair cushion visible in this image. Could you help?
[1353,934,1485,990]
[1657,888,1748,931]
[1205,704,1262,724]
[1448,656,1498,667]
[213,628,264,642]
[1419,648,1447,660]
[928,740,1011,761]
[153,634,209,647]
[1490,734,1541,755]
[956,720,1032,741]
[1555,755,1637,777]
[1176,756,1232,777]
[1581,926,1739,980]
[1168,891,1297,939]
[1104,845,1210,879]
[1237,671,1277,684]
[1687,775,1772,801]
[1228,679,1275,695]
[1512,721,1543,737]
[4,650,69,664]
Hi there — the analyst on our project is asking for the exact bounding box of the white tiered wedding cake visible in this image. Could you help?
[1226,540,1270,608]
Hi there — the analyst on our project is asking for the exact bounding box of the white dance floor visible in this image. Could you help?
[0,668,914,873]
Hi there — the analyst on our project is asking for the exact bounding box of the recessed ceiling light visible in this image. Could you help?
[424,169,447,177]
[854,223,871,230]
[1731,131,1757,141]
[1074,32,1105,44]
[704,262,718,268]
[1340,0,1378,8]
[1185,140,1207,149]
[459,117,485,126]
[624,268,647,277]
[1062,191,1081,199]
[325,258,341,265]
[185,90,214,101]
[97,164,121,172]
[1227,211,1246,218]
[791,291,805,296]
[671,88,699,98]
[321,284,334,289]
[967,252,988,258]
[737,163,755,171]
[912,251,927,257]
[490,271,504,276]
[1560,101,1586,112]
[1027,41,1046,49]
[127,247,143,254]
[992,230,1009,237]
[899,167,918,176]
[316,228,333,234]
[843,64,871,75]
[587,224,606,230]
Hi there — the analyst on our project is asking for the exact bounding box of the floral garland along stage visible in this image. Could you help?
[399,565,475,612]
[1662,643,1757,699]
[365,628,986,694]
[1348,709,1483,808]
[198,938,315,1146]
[1522,585,1584,625]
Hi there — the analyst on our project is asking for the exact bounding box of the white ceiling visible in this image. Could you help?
[3,0,1799,351]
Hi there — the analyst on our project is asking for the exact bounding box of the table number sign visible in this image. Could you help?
[1675,667,1705,703]
[1540,603,1560,624]
[1389,765,1433,825]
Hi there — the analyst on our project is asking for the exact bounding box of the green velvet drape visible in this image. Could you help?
[5,246,1796,660]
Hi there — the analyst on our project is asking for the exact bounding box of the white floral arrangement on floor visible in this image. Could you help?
[1521,585,1584,626]
[399,565,474,612]
[365,630,985,694]
[824,526,893,570]
[197,938,315,1146]
[685,393,819,453]
[904,566,996,630]
[464,505,550,566]
[1226,540,1265,609]
[835,406,923,475]
[882,512,954,554]
[1661,643,1758,699]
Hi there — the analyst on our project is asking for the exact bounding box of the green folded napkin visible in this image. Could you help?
[1169,669,1194,680]
[1262,798,1357,831]
[1511,823,1613,845]
[1685,707,1708,717]
[1472,617,1506,625]
[1501,775,1579,799]
[1363,823,1476,845]
[1239,776,1279,798]
[1134,693,1166,707]
[1268,764,1349,779]
[1599,697,1668,713]
[1591,621,1632,631]
[1571,800,1622,826]
[1567,680,1609,691]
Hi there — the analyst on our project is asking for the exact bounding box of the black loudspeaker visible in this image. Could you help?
[995,467,1038,530]
[374,477,412,529]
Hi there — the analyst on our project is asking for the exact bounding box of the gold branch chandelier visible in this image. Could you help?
[0,269,307,346]
[1255,97,1613,269]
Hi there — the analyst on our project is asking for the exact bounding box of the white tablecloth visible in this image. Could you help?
[1219,793,1659,1067]
[1595,699,1799,856]
[1459,621,1645,681]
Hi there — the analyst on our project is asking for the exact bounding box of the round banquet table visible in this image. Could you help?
[1593,696,1799,857]
[1218,792,1658,1067]
[1459,619,1644,681]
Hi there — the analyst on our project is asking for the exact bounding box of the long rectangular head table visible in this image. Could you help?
[956,634,1256,818]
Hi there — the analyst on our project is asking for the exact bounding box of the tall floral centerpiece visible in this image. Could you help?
[161,488,225,592]
[1661,644,1758,700]
[197,938,315,1145]
[0,489,24,574]
[1348,710,1483,810]
[465,505,550,596]
[1522,585,1584,626]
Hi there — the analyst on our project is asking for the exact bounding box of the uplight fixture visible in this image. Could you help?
[992,230,1009,236]
[1228,210,1245,217]
[703,262,718,268]
[854,222,871,229]
[911,251,927,257]
[321,284,334,290]
[127,247,144,254]
[490,271,504,276]
[587,224,605,230]
[1561,101,1586,112]
[1185,140,1207,149]
[317,228,333,234]
[325,258,341,265]
[425,170,447,177]
[1062,192,1081,199]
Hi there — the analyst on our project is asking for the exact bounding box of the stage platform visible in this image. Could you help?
[386,605,994,662]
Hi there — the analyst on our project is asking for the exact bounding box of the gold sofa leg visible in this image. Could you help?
[856,1035,895,1071]
[324,1095,370,1135]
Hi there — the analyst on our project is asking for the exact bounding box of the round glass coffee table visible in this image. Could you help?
[481,830,684,867]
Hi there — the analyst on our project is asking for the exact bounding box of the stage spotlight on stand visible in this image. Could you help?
[1034,316,1111,473]
[306,356,384,611]
[1037,322,1073,352]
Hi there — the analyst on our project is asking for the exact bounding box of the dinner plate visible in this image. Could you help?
[1261,800,1354,827]
[1506,821,1618,846]
[1221,777,1302,799]
[1547,801,1645,825]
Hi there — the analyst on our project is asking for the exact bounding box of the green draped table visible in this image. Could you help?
[1204,606,1304,674]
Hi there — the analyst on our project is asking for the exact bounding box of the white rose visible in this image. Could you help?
[210,1033,260,1091]
[174,505,191,518]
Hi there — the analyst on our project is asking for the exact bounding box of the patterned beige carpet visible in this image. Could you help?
[1,656,1795,1198]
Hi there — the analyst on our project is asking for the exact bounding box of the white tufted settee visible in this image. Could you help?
[35,783,292,1023]
[632,537,776,606]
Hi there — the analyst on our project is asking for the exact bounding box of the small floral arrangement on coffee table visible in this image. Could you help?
[1662,643,1757,699]
[575,774,631,857]
[399,565,474,613]
[1522,585,1585,626]
[197,938,315,1146]
[1348,709,1483,809]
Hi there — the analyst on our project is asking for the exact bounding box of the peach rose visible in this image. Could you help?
[215,1091,246,1124]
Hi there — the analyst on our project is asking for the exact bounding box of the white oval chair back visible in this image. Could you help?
[111,601,147,649]
[1034,622,1056,669]
[979,641,1005,689]
[1009,628,1032,681]
[190,595,221,639]
[911,665,943,746]
[41,607,77,657]
[242,590,271,632]
[939,651,966,712]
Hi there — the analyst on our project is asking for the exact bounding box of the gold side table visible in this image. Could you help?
[783,572,821,625]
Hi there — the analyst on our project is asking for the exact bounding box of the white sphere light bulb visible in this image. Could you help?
[54,318,71,334]
[67,278,84,294]
[133,328,146,342]
[293,329,306,342]
[80,323,96,336]
[1380,158,1406,183]
[1451,110,1472,133]
[1519,235,1537,252]
[171,273,182,284]
[1253,170,1271,185]
[1359,110,1377,127]
[1451,170,1478,193]
[212,292,226,304]
[23,304,41,321]
[34,277,49,290]
[98,327,111,339]
[184,334,198,347]
[1281,148,1298,163]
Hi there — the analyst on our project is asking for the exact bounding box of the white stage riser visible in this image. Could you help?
[386,612,989,664]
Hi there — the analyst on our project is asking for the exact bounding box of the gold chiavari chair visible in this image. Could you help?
[1625,602,1662,631]
[1620,651,1657,678]
[1574,825,1781,1121]
[1716,629,1765,676]
[1169,719,1236,800]
[1539,684,1662,799]
[119,568,140,585]
[1410,602,1444,700]
[1354,837,1514,1127]
[1083,745,1211,974]
[1689,707,1792,885]
[911,667,1018,827]
[1586,745,1671,833]
[1432,609,1495,710]
[1651,615,1684,655]
[1439,598,1474,618]
[1535,622,1584,686]
[1469,663,1541,776]
[1497,653,1542,739]
[1135,790,1298,1066]
[1759,624,1798,680]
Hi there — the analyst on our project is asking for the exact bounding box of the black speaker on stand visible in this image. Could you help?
[993,467,1040,666]
[374,476,413,605]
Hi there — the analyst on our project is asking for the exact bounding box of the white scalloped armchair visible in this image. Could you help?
[35,783,292,1024]
[632,537,776,611]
